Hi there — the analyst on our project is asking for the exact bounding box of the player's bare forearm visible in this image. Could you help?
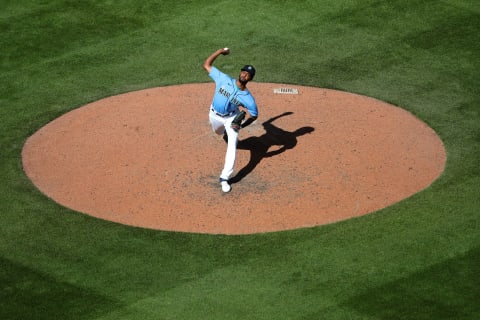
[203,48,230,73]
[241,116,256,128]
[238,106,257,128]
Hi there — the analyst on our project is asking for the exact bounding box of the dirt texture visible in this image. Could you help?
[22,83,446,234]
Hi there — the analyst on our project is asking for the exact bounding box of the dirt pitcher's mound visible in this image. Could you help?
[22,83,446,234]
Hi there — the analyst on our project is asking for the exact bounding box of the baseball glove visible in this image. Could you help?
[231,111,246,131]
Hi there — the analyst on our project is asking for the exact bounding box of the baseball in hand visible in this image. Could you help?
[222,47,230,55]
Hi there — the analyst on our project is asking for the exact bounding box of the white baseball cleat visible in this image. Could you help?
[220,180,231,193]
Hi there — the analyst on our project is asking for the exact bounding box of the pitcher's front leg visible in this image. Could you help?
[220,124,239,180]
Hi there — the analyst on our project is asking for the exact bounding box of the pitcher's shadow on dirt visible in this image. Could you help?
[228,112,315,184]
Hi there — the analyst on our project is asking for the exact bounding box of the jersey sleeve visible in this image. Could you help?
[209,66,228,83]
[246,99,258,117]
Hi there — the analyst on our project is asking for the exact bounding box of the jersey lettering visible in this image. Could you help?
[218,87,231,99]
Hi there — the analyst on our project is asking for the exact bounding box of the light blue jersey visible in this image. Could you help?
[209,67,258,117]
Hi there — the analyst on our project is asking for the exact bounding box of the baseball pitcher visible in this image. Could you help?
[202,47,258,193]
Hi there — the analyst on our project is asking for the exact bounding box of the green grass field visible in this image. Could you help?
[1,1,479,319]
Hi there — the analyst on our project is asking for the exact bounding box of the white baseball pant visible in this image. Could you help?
[209,108,239,181]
